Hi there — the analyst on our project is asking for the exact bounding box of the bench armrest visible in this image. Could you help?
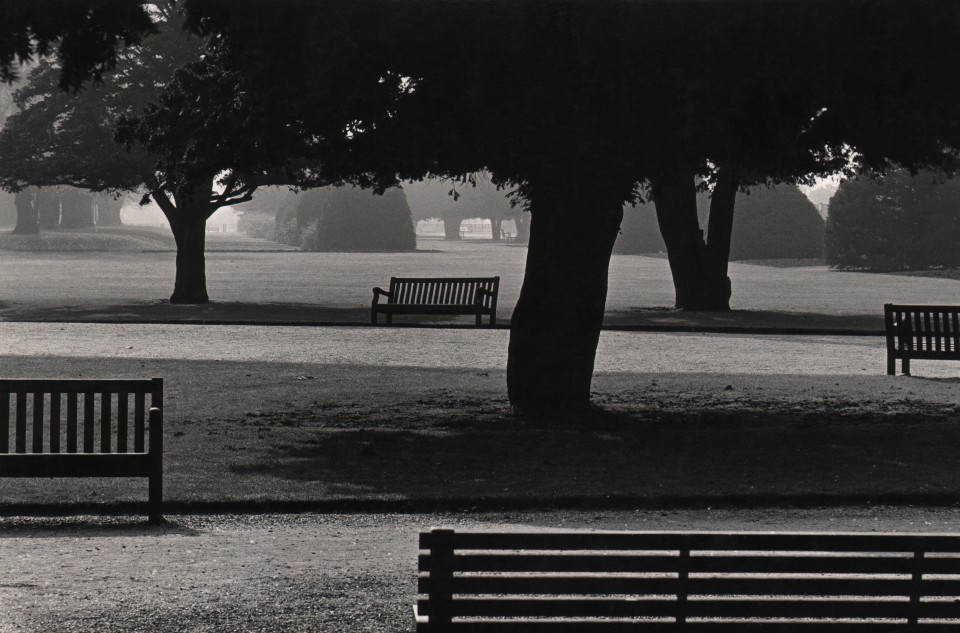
[372,287,392,305]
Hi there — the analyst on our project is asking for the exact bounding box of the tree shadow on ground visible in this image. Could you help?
[227,395,960,504]
[0,516,198,537]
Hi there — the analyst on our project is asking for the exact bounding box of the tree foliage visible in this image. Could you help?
[1,0,155,91]
[728,185,824,261]
[825,170,960,271]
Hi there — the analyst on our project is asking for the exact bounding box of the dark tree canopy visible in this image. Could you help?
[826,170,960,271]
[1,0,155,90]
[176,0,960,412]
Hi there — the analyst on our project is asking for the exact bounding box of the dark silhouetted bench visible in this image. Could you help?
[885,303,960,375]
[0,378,164,523]
[416,528,960,631]
[372,276,499,327]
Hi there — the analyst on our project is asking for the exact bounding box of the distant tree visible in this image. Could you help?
[0,191,14,226]
[825,170,960,271]
[289,185,416,252]
[404,174,525,242]
[729,185,824,260]
[12,188,38,234]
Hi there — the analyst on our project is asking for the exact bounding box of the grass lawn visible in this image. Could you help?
[2,233,959,330]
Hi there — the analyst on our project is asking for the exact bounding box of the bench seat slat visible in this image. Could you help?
[422,531,960,552]
[421,624,960,632]
[420,576,925,598]
[423,597,937,620]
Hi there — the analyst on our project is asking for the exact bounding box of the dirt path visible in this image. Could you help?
[5,507,960,633]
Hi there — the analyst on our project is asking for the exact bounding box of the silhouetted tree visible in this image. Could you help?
[826,170,960,271]
[183,0,960,413]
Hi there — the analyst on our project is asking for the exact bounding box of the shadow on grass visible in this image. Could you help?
[227,399,960,505]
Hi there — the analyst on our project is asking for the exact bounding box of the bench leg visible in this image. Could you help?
[371,307,378,325]
[887,354,895,376]
[148,469,164,525]
[903,357,911,376]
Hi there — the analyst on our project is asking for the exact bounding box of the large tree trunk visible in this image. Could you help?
[169,213,209,304]
[37,188,60,229]
[651,169,738,311]
[12,188,39,234]
[507,170,622,414]
[59,188,95,229]
[442,211,463,240]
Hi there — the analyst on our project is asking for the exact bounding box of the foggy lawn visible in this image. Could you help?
[2,237,958,328]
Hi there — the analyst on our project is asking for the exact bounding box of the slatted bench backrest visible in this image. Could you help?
[389,277,499,308]
[0,379,163,456]
[418,529,960,630]
[885,303,960,357]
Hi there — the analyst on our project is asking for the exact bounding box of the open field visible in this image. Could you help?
[2,236,959,330]
[4,234,960,631]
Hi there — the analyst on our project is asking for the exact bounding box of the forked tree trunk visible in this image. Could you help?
[155,180,215,305]
[651,168,738,311]
[12,189,39,234]
[507,169,623,414]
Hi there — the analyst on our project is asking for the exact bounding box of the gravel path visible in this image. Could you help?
[3,322,954,377]
[6,508,960,633]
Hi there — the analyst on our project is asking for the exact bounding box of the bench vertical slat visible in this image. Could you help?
[100,392,112,453]
[953,311,960,353]
[32,392,44,453]
[934,311,943,352]
[15,392,27,453]
[83,392,95,453]
[134,391,146,453]
[66,393,78,453]
[0,392,8,453]
[117,392,128,453]
[49,392,61,454]
[925,311,934,352]
[428,528,455,630]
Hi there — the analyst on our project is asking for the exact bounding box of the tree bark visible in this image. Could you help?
[169,213,209,304]
[651,169,738,311]
[506,169,622,414]
[442,211,463,240]
[12,188,39,234]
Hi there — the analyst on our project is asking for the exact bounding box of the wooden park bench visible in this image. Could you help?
[372,276,499,327]
[885,303,960,375]
[0,378,164,523]
[416,528,960,631]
